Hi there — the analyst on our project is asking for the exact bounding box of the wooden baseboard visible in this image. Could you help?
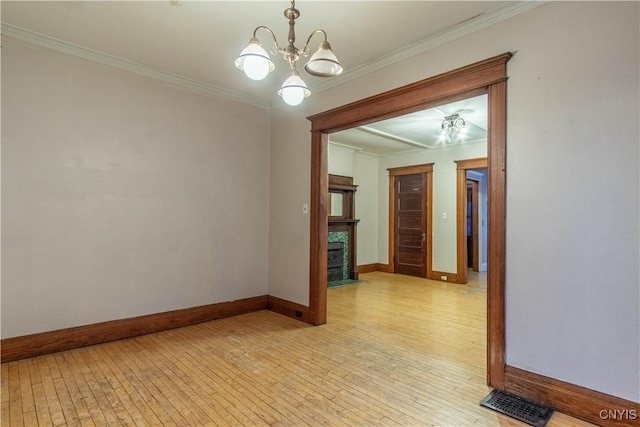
[504,365,639,427]
[267,295,311,323]
[376,263,392,273]
[429,271,459,283]
[357,263,391,273]
[1,296,268,363]
[357,263,378,274]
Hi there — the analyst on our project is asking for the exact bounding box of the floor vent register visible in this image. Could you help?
[480,389,554,427]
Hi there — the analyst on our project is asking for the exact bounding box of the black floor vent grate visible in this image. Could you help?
[480,389,554,427]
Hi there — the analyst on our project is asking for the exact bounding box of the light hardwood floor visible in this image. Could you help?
[2,271,595,426]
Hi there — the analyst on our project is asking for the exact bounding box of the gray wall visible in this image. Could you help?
[2,38,271,338]
[268,1,639,402]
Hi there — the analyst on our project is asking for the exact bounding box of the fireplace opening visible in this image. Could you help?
[327,242,345,283]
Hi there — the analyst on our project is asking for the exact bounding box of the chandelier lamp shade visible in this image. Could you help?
[234,1,343,106]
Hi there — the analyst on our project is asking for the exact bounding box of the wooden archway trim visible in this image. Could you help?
[308,52,512,133]
[307,52,512,389]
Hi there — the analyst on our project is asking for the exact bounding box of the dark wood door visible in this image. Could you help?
[394,173,427,277]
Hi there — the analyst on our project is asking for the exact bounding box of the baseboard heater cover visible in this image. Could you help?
[480,389,554,427]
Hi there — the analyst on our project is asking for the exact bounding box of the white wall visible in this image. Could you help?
[2,38,271,338]
[327,144,379,266]
[327,144,355,177]
[479,172,487,271]
[353,152,379,266]
[268,1,639,402]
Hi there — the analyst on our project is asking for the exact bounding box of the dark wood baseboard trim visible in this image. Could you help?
[429,271,459,283]
[504,365,640,427]
[267,295,311,324]
[2,293,316,363]
[357,263,378,274]
[376,263,392,273]
[1,296,268,363]
[357,263,391,274]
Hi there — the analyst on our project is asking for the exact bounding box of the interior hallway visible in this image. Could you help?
[2,272,595,426]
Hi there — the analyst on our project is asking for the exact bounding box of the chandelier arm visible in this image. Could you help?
[253,26,281,55]
[301,29,328,57]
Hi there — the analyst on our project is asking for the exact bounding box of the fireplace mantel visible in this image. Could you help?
[329,219,359,225]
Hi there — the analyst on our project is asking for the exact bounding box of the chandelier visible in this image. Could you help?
[234,0,343,106]
[440,113,467,142]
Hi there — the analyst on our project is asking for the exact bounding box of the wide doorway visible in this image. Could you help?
[307,53,511,388]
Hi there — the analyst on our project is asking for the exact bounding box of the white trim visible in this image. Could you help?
[1,23,272,110]
[328,141,362,154]
[309,1,546,94]
[353,150,381,160]
[329,142,384,161]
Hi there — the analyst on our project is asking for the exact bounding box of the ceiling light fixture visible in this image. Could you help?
[234,0,343,106]
[440,113,467,142]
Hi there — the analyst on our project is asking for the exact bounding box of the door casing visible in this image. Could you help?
[455,158,488,284]
[307,53,512,389]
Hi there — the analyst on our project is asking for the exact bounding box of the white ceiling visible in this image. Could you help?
[330,94,487,155]
[1,1,527,153]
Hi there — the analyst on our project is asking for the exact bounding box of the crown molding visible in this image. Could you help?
[1,23,272,110]
[328,141,384,159]
[2,1,544,110]
[328,141,362,154]
[309,1,546,95]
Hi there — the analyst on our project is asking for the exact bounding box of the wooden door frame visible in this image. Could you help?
[455,157,488,284]
[388,164,434,277]
[307,53,511,389]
